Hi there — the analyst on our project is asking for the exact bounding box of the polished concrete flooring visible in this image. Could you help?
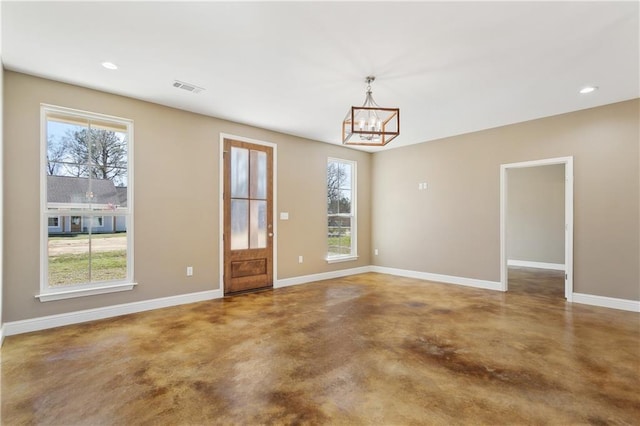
[2,269,639,425]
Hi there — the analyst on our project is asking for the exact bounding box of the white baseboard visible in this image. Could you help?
[275,266,372,288]
[508,259,565,271]
[572,293,640,312]
[370,266,502,291]
[5,268,636,338]
[3,289,223,337]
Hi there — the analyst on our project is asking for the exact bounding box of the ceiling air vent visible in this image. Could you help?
[173,80,205,94]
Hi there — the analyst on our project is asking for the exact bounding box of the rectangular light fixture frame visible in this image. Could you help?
[342,106,400,146]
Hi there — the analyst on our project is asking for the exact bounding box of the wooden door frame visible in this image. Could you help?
[219,133,277,293]
[500,156,574,300]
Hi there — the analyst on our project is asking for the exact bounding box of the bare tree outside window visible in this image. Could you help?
[63,128,128,186]
[327,161,351,214]
[46,136,67,176]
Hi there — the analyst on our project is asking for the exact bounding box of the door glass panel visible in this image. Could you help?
[250,200,267,249]
[48,230,90,286]
[231,199,249,250]
[250,150,267,199]
[231,147,249,198]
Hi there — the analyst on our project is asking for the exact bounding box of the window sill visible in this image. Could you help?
[36,282,137,302]
[326,255,359,264]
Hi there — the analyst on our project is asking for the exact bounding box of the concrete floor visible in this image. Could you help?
[1,269,639,425]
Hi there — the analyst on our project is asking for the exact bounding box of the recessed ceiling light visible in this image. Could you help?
[579,86,598,94]
[101,61,118,70]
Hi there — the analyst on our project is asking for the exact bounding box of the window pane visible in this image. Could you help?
[45,119,101,216]
[48,233,90,287]
[47,173,91,210]
[89,128,128,185]
[328,216,351,256]
[339,163,352,190]
[339,189,351,214]
[83,216,105,231]
[231,147,249,198]
[231,199,249,250]
[46,119,89,180]
[250,150,267,199]
[328,198,339,215]
[250,200,267,249]
[91,221,128,283]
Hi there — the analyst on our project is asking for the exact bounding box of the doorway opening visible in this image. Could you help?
[500,157,573,300]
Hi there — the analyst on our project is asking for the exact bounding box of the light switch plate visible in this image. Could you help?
[280,212,289,220]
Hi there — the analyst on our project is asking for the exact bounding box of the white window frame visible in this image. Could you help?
[326,157,358,263]
[38,104,136,302]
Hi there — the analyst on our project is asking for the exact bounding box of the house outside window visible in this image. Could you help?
[327,158,357,262]
[40,104,135,301]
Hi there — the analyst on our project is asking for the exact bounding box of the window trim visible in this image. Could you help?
[326,157,357,262]
[38,104,136,302]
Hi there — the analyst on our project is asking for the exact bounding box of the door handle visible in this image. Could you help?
[268,233,274,237]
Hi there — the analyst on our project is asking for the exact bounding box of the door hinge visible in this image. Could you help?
[565,274,568,280]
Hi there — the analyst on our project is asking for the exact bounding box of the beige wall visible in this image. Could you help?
[3,70,639,325]
[507,164,565,265]
[3,71,371,322]
[372,99,639,301]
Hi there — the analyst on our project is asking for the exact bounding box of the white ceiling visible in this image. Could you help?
[2,1,639,151]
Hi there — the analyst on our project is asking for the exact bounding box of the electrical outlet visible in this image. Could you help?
[187,266,193,276]
[298,255,303,264]
[374,249,379,256]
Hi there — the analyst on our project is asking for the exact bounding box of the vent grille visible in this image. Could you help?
[173,80,205,94]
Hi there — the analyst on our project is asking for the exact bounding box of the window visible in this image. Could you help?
[89,216,104,228]
[327,158,357,262]
[39,105,135,301]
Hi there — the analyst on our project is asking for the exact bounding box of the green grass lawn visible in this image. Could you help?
[48,250,127,286]
[328,235,351,256]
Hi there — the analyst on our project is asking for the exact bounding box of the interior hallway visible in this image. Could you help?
[1,270,638,425]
